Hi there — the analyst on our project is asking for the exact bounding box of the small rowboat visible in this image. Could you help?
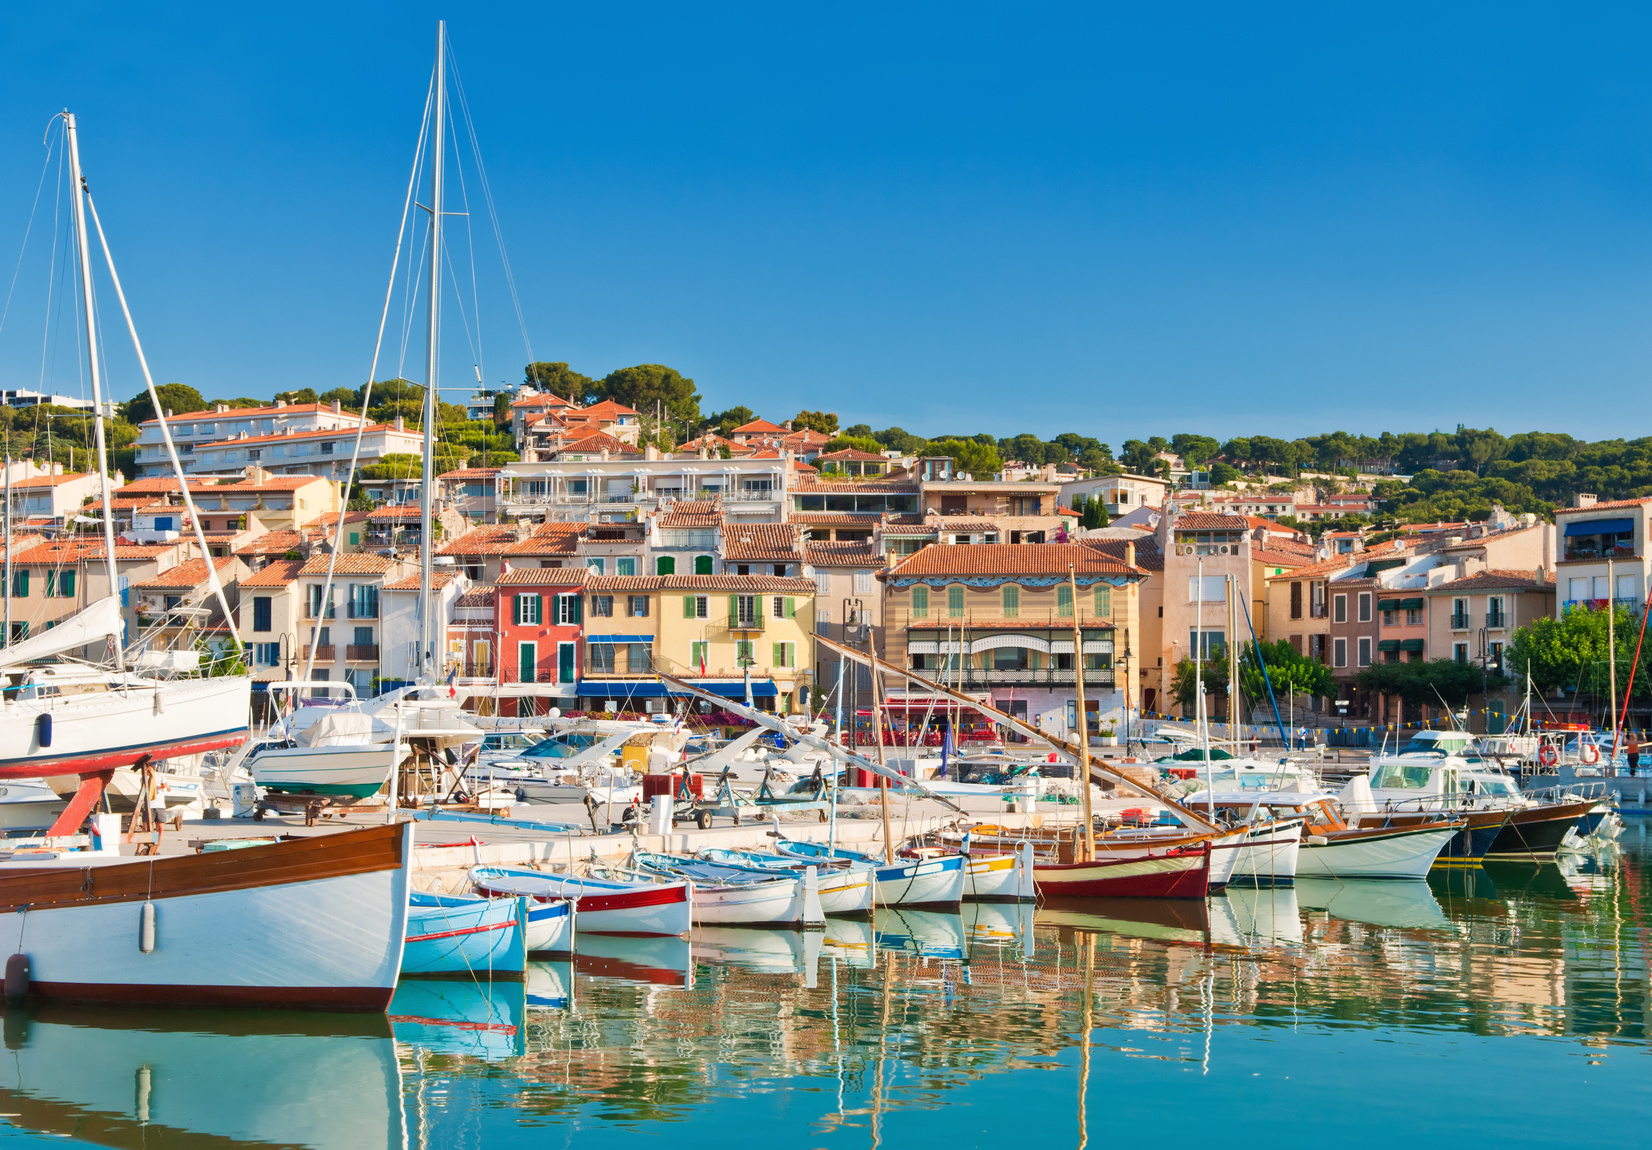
[631,849,824,928]
[697,847,876,915]
[777,839,966,907]
[1032,844,1210,900]
[403,892,527,979]
[471,865,691,937]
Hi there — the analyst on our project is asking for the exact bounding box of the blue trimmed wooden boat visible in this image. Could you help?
[403,891,527,979]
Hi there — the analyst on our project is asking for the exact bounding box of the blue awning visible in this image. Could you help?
[576,679,778,699]
[1564,517,1633,537]
[584,635,654,644]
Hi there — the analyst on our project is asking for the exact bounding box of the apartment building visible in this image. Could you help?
[1264,555,1354,666]
[578,521,649,578]
[1082,537,1162,715]
[293,554,414,695]
[240,559,305,687]
[499,457,790,524]
[492,568,588,715]
[1157,511,1252,703]
[921,478,1063,543]
[438,467,502,522]
[1552,496,1652,613]
[1057,472,1169,517]
[380,570,469,688]
[1427,570,1555,678]
[723,523,804,577]
[5,470,107,524]
[127,556,247,653]
[805,539,887,693]
[881,543,1144,741]
[189,422,424,479]
[134,401,367,477]
[573,573,817,715]
[648,502,721,575]
[186,472,339,534]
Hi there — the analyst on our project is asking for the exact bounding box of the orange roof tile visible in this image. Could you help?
[134,556,236,589]
[297,554,397,575]
[239,559,306,587]
[722,523,802,562]
[887,543,1139,579]
[497,568,590,587]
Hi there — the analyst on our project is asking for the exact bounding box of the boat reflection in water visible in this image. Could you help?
[527,961,575,1010]
[821,915,877,968]
[389,980,526,1061]
[1210,885,1304,947]
[693,925,826,982]
[0,1005,403,1149]
[873,907,967,960]
[1294,877,1449,929]
[963,900,1036,956]
[1036,897,1211,948]
[573,933,695,987]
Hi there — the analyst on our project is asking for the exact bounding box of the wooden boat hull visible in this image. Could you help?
[875,853,966,907]
[964,851,1035,902]
[1487,800,1590,859]
[1297,823,1460,880]
[691,874,819,927]
[404,893,527,978]
[0,822,412,1010]
[0,676,251,780]
[471,866,692,937]
[1224,818,1303,887]
[1033,847,1210,900]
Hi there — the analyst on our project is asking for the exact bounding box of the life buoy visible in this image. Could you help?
[1580,743,1600,764]
[1537,744,1558,767]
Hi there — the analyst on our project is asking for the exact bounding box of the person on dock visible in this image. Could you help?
[1627,739,1641,778]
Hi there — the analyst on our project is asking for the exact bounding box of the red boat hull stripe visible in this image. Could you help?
[406,919,515,944]
[0,731,248,780]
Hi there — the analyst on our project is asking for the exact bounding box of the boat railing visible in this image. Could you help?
[1524,781,1607,804]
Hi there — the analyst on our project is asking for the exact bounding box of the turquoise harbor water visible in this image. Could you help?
[1,833,1648,1149]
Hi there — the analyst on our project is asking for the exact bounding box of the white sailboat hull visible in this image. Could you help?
[0,676,250,780]
[1297,824,1458,880]
[816,866,876,914]
[876,854,967,906]
[1225,818,1303,886]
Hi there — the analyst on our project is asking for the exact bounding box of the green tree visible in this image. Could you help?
[492,392,511,426]
[1073,495,1109,530]
[1078,447,1119,474]
[873,426,927,454]
[927,437,1002,478]
[792,410,839,435]
[596,365,702,426]
[121,383,207,426]
[1355,659,1507,710]
[1120,439,1157,474]
[1508,606,1649,701]
[319,387,360,411]
[708,406,755,437]
[524,361,596,400]
[1171,434,1221,469]
[822,435,885,456]
[1208,461,1240,485]
[1170,656,1229,715]
[274,388,318,405]
[1238,640,1335,708]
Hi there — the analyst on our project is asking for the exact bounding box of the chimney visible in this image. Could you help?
[216,403,228,413]
[394,416,404,431]
[275,399,287,409]
[331,400,342,414]
[1575,493,1598,508]
[1125,540,1136,569]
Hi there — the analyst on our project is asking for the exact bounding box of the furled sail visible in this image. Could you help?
[0,596,122,671]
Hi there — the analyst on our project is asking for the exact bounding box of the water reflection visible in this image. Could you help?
[0,841,1648,1147]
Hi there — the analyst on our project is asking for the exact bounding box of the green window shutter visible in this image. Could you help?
[729,594,738,623]
[912,586,928,617]
[1095,584,1111,616]
[947,584,963,616]
[656,555,675,575]
[61,571,74,597]
[513,595,523,625]
[784,596,795,618]
[772,642,782,666]
[684,594,696,618]
[754,596,764,627]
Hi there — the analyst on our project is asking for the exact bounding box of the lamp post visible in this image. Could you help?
[842,595,863,746]
[1121,628,1133,755]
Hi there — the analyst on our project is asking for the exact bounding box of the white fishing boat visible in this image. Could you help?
[0,822,413,1009]
[696,846,876,915]
[632,849,825,927]
[777,838,967,907]
[471,864,692,936]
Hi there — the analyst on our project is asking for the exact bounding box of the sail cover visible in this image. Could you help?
[0,595,123,671]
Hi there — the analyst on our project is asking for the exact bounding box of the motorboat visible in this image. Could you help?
[1189,789,1463,879]
[403,890,527,978]
[470,864,692,937]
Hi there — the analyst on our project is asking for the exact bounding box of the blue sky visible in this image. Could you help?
[3,2,1651,444]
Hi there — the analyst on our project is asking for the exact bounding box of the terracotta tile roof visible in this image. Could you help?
[140,402,367,426]
[793,479,918,494]
[11,472,92,488]
[1084,537,1164,572]
[197,425,405,450]
[511,393,575,408]
[658,501,723,527]
[366,504,421,520]
[113,477,220,494]
[455,584,497,607]
[887,543,1139,578]
[134,556,236,589]
[792,513,881,527]
[722,523,802,562]
[730,418,790,435]
[1265,554,1362,582]
[233,531,306,556]
[1555,497,1652,514]
[1428,569,1556,593]
[554,431,635,454]
[439,467,502,479]
[382,570,464,591]
[587,574,818,592]
[1173,512,1250,531]
[226,475,335,491]
[497,567,590,586]
[931,519,1001,533]
[804,541,884,566]
[1439,524,1544,551]
[309,511,370,527]
[298,554,397,575]
[505,524,581,555]
[579,399,641,418]
[438,525,522,555]
[1252,548,1315,568]
[239,559,305,587]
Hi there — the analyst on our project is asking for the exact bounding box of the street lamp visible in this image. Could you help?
[1121,628,1133,754]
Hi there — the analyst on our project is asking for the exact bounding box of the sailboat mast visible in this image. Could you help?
[63,112,122,669]
[420,22,445,682]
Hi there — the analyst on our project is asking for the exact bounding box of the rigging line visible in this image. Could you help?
[447,45,533,362]
[302,63,433,688]
[36,145,67,394]
[395,211,431,380]
[395,113,434,383]
[0,122,60,340]
[439,227,481,379]
[446,94,485,386]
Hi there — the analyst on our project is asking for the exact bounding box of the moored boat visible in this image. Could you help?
[1032,843,1210,900]
[403,890,527,979]
[776,838,966,907]
[630,849,824,928]
[697,846,876,915]
[470,864,691,937]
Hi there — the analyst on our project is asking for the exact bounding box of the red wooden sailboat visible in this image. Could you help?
[1032,843,1211,900]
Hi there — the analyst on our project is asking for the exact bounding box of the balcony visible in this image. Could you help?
[944,667,1114,688]
[303,645,336,662]
[724,617,766,635]
[1450,613,1470,630]
[345,603,379,619]
[1485,611,1508,629]
[345,644,379,662]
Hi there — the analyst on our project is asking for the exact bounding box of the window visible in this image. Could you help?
[854,571,875,594]
[690,640,709,669]
[772,564,788,577]
[616,557,636,577]
[993,646,1028,671]
[1289,582,1302,619]
[912,586,929,617]
[253,597,272,633]
[773,641,795,668]
[772,596,796,619]
[684,595,708,618]
[349,584,378,619]
[735,595,759,625]
[1002,585,1020,617]
[1454,642,1468,664]
[515,594,543,625]
[586,558,605,575]
[1562,520,1635,561]
[556,593,582,625]
[628,595,650,617]
[1333,637,1347,668]
[590,595,615,618]
[1188,630,1225,660]
[947,585,964,617]
[1405,607,1421,626]
[321,441,334,455]
[1357,637,1372,666]
[1094,585,1111,617]
[1187,575,1225,602]
[588,642,614,672]
[9,571,26,598]
[306,584,334,618]
[1357,593,1371,623]
[1333,594,1347,623]
[1057,584,1073,617]
[656,556,676,575]
[254,641,280,666]
[695,555,714,575]
[625,643,652,672]
[58,571,74,598]
[558,642,575,682]
[353,626,373,646]
[7,622,24,642]
[736,640,755,665]
[1382,608,1394,626]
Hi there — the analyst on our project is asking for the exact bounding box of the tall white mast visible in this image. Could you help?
[419,22,445,683]
[63,112,123,670]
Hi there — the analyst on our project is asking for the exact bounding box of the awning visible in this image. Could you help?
[1376,599,1401,612]
[577,679,779,699]
[1400,638,1425,652]
[584,635,653,644]
[1377,639,1400,651]
[970,635,1050,654]
[1564,517,1633,537]
[1398,597,1424,610]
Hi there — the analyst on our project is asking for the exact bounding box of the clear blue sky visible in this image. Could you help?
[3,2,1651,445]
